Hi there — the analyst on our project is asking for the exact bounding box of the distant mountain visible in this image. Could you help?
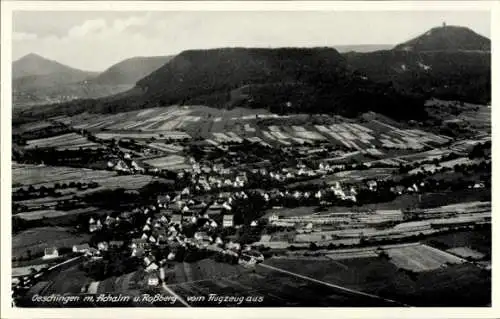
[344,26,491,104]
[91,56,173,85]
[12,53,98,80]
[334,44,393,53]
[12,54,173,107]
[12,53,100,105]
[393,25,490,52]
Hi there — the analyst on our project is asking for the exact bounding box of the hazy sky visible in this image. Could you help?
[12,10,491,72]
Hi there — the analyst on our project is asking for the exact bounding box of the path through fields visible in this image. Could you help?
[257,263,408,306]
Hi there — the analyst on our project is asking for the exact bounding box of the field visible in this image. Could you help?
[383,244,464,272]
[55,105,272,133]
[264,254,490,306]
[408,157,477,175]
[167,261,401,307]
[12,164,116,187]
[29,265,92,297]
[12,164,162,190]
[24,133,104,150]
[51,105,453,156]
[447,247,485,260]
[147,143,184,153]
[12,226,90,260]
[424,228,491,256]
[14,207,102,221]
[17,121,54,133]
[326,167,396,182]
[95,131,191,141]
[142,155,189,170]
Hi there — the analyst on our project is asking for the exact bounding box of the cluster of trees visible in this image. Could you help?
[14,148,112,168]
[80,251,141,280]
[13,182,100,201]
[397,152,462,174]
[469,141,491,159]
[344,50,491,105]
[13,124,71,146]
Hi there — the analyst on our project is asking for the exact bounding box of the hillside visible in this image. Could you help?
[14,47,426,122]
[13,54,98,92]
[393,25,490,52]
[90,56,173,85]
[12,54,172,107]
[344,26,491,104]
[12,53,98,80]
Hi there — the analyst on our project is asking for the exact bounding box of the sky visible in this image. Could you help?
[12,10,491,72]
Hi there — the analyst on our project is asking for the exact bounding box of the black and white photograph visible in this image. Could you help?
[1,0,497,317]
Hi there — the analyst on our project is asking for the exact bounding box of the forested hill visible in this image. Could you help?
[393,25,490,52]
[16,47,427,122]
[343,25,491,104]
[90,56,174,85]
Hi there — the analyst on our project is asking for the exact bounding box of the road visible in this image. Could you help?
[161,282,191,307]
[257,262,409,307]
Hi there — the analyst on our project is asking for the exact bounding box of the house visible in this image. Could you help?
[194,232,208,241]
[120,211,132,220]
[222,202,232,211]
[109,240,124,249]
[367,180,377,190]
[89,224,100,233]
[131,247,145,258]
[223,215,234,228]
[145,262,159,273]
[160,215,169,223]
[144,255,155,266]
[238,255,257,267]
[227,241,241,251]
[167,252,176,260]
[131,238,147,249]
[104,216,116,226]
[147,274,160,286]
[159,267,166,280]
[42,247,59,260]
[171,214,182,225]
[85,248,100,257]
[97,242,109,251]
[72,243,90,253]
[268,214,279,222]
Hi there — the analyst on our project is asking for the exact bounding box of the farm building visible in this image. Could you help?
[72,244,90,253]
[42,247,59,260]
[223,215,234,228]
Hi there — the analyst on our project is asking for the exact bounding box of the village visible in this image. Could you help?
[10,102,492,307]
